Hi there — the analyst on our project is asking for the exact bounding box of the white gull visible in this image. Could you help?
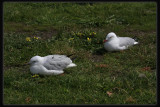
[104,32,138,52]
[29,55,77,75]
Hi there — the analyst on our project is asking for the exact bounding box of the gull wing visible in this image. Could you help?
[118,37,136,47]
[43,55,72,70]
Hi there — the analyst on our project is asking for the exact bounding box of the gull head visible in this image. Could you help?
[104,32,117,43]
[29,56,43,65]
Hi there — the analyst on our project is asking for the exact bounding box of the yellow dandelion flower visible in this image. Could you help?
[34,36,39,40]
[87,37,91,42]
[32,75,35,78]
[36,74,39,77]
[26,37,31,42]
[32,74,39,78]
[93,32,96,35]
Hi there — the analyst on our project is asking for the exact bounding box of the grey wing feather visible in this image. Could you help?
[118,37,135,47]
[43,55,72,70]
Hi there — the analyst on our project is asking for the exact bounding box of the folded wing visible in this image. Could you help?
[118,37,136,47]
[43,55,72,70]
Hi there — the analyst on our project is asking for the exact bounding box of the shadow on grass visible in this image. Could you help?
[92,47,124,55]
[92,47,107,55]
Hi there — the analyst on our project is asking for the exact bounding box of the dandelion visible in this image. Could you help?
[34,36,40,40]
[93,32,96,35]
[26,37,31,42]
[32,74,39,78]
[87,37,91,42]
[34,36,37,39]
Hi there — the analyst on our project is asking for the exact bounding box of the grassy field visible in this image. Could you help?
[3,2,157,104]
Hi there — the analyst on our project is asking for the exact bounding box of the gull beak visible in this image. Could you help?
[103,40,108,43]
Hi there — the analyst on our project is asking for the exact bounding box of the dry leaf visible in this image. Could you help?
[106,91,113,97]
[95,64,108,68]
[25,97,31,103]
[125,96,135,103]
[141,67,151,71]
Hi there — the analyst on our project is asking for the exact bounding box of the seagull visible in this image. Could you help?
[103,32,138,52]
[28,55,77,75]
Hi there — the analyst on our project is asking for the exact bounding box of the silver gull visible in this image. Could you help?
[29,55,77,75]
[104,32,138,52]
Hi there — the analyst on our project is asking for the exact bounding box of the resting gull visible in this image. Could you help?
[29,55,77,75]
[103,32,138,52]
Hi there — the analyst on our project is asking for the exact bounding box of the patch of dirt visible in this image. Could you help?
[29,29,58,40]
[90,54,104,62]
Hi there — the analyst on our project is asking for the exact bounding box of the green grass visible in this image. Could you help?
[3,2,157,104]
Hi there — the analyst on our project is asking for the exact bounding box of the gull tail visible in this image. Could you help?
[66,63,77,68]
[134,42,139,45]
[132,36,139,45]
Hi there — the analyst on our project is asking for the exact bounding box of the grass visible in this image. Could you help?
[3,2,157,104]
